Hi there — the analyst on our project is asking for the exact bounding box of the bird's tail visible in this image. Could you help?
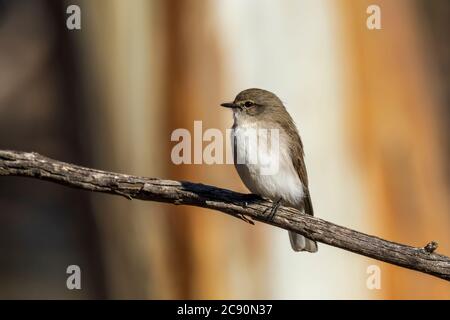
[289,231,318,253]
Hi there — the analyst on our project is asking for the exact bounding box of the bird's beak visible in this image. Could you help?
[220,102,239,109]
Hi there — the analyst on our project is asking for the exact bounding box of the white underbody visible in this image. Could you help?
[232,120,305,209]
[231,112,317,252]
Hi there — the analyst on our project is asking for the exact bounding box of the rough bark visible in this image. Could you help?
[1,150,449,281]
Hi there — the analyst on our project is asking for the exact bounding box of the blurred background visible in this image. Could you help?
[0,0,449,299]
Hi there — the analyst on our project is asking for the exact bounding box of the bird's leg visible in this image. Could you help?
[266,198,282,221]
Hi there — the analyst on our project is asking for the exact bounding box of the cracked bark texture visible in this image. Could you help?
[1,150,449,282]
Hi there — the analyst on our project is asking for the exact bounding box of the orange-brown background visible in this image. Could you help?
[0,0,448,299]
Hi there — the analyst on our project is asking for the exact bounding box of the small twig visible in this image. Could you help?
[114,190,133,200]
[424,241,439,254]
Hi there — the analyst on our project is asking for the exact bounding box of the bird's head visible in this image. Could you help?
[220,88,285,121]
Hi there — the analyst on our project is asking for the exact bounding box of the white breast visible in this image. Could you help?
[232,121,304,208]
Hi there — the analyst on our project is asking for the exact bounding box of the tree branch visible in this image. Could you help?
[1,150,449,282]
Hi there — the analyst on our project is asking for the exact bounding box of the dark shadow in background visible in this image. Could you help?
[0,0,105,298]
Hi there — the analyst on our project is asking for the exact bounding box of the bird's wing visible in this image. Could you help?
[289,131,314,216]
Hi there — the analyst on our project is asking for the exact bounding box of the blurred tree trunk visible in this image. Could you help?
[78,0,175,298]
[0,0,105,298]
[163,0,269,299]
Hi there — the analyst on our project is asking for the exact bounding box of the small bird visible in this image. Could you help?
[221,88,318,252]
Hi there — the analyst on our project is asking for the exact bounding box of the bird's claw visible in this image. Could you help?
[265,198,282,221]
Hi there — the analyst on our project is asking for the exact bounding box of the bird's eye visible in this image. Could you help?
[244,101,254,108]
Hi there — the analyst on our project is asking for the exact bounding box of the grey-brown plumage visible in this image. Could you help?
[221,88,318,252]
